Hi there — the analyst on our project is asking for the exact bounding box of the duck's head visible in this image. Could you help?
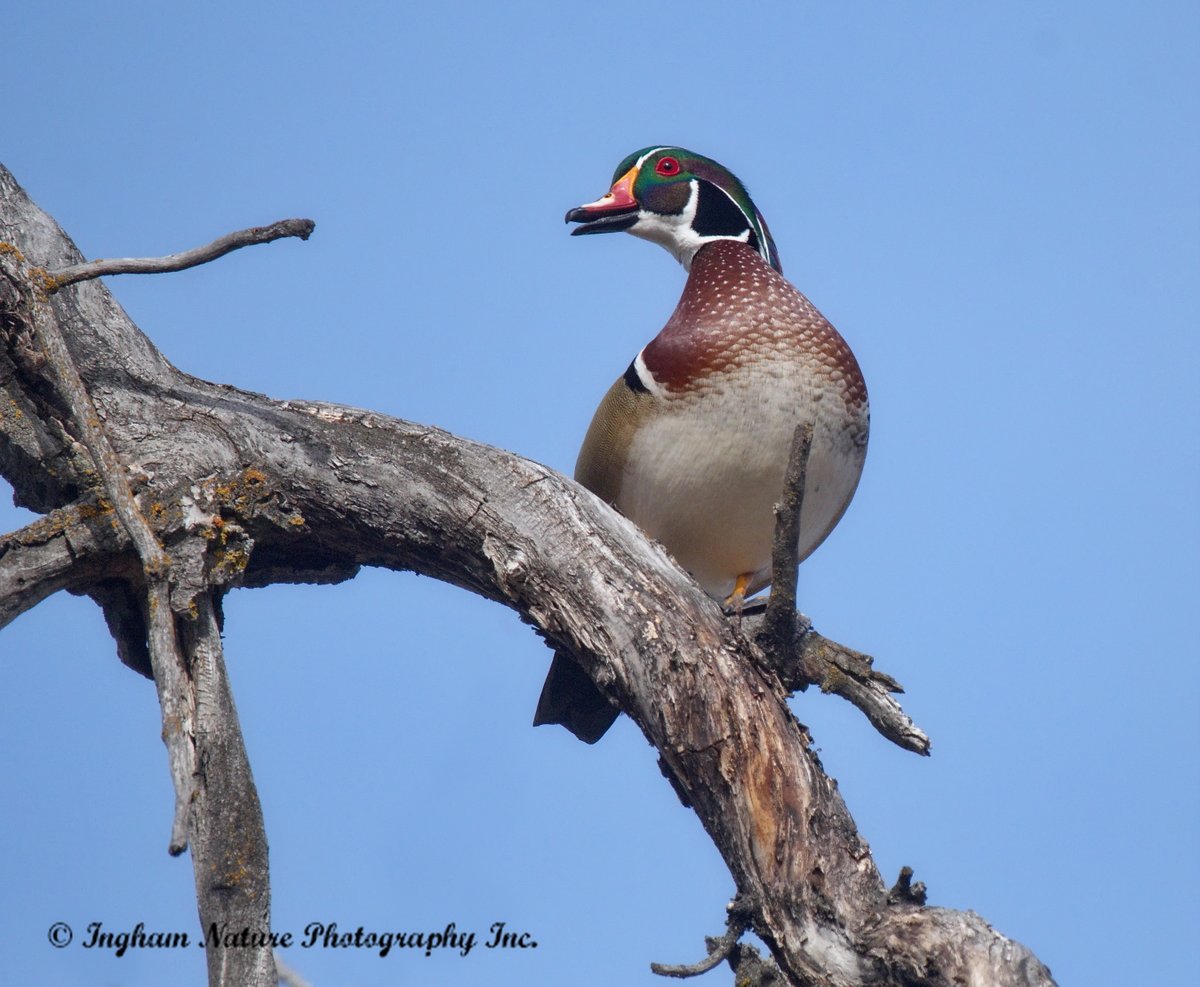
[565,146,781,273]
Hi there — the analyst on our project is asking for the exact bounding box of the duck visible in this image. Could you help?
[535,146,869,743]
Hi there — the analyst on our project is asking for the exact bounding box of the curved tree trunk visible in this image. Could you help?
[0,163,1055,987]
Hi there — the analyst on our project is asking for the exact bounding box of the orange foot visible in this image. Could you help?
[723,573,753,617]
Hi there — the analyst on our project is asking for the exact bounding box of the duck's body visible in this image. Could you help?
[576,238,867,600]
[535,146,868,742]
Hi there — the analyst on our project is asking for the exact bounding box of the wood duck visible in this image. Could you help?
[535,146,869,743]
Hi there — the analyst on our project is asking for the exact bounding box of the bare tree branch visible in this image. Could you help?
[756,422,813,656]
[741,421,931,756]
[651,898,753,978]
[0,500,128,628]
[3,176,289,987]
[729,943,787,987]
[8,207,314,856]
[15,256,199,853]
[39,218,315,291]
[181,591,276,987]
[746,612,932,756]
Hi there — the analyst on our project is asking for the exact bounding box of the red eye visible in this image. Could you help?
[655,156,681,176]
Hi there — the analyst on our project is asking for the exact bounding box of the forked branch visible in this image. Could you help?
[745,420,930,755]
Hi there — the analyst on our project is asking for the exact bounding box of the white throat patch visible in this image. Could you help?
[628,180,751,270]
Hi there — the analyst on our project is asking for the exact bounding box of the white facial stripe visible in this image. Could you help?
[711,183,767,264]
[634,146,671,169]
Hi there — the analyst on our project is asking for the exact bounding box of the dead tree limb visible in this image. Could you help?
[180,590,274,986]
[651,897,754,978]
[18,261,199,853]
[0,162,1054,987]
[39,218,314,292]
[756,422,813,655]
[2,185,289,986]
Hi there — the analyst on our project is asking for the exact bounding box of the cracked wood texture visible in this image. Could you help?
[0,163,1056,987]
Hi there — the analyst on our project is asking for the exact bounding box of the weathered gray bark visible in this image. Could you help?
[0,163,1055,987]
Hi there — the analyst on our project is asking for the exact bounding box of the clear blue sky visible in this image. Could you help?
[3,3,1197,985]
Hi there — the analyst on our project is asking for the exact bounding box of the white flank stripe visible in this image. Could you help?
[633,349,669,399]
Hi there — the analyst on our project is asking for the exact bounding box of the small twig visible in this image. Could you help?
[44,218,315,291]
[150,579,196,855]
[793,629,930,755]
[888,865,928,905]
[274,951,313,987]
[744,603,931,755]
[651,899,752,978]
[755,423,812,658]
[21,269,198,852]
